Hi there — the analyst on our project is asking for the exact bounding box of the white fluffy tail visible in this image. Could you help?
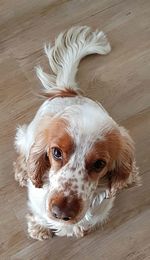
[36,26,111,94]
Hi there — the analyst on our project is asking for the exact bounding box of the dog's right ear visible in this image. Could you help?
[27,132,50,188]
[108,127,140,195]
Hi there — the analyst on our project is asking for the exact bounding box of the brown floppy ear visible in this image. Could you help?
[108,127,140,195]
[27,133,50,188]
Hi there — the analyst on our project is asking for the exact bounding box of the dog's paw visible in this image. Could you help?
[27,213,53,241]
[28,224,52,241]
[73,225,91,238]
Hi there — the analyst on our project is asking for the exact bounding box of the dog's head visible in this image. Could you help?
[27,99,139,224]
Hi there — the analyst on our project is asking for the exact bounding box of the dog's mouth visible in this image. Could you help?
[49,214,83,224]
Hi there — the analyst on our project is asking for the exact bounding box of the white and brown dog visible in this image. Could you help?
[14,26,140,240]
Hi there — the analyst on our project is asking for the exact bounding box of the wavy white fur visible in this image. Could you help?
[36,26,111,91]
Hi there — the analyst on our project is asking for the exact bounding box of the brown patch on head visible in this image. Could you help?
[85,130,121,181]
[27,117,74,188]
[45,118,75,171]
[86,127,139,193]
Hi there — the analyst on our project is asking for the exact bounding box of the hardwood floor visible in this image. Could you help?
[0,0,150,259]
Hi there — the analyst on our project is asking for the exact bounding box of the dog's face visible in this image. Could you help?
[27,102,137,224]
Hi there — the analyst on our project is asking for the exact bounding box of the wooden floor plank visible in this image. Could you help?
[0,0,150,259]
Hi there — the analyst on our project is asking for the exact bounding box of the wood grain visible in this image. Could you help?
[0,0,150,259]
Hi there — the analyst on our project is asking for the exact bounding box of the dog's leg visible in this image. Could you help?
[13,153,28,187]
[27,213,53,241]
[73,224,91,238]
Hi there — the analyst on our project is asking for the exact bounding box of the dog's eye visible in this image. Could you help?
[92,160,106,172]
[52,147,62,160]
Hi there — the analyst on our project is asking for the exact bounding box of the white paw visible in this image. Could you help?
[28,224,52,241]
[73,225,90,238]
[27,213,53,241]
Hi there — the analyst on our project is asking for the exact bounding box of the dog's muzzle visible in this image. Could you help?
[49,192,82,222]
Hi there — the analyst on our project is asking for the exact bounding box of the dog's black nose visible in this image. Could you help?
[51,205,71,221]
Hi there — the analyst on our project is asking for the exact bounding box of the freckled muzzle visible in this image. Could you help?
[48,192,83,223]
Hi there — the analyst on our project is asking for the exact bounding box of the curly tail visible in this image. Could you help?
[36,26,111,96]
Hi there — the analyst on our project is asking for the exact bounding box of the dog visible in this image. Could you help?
[14,26,140,240]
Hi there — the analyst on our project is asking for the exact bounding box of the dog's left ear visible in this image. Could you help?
[27,132,50,188]
[108,127,140,195]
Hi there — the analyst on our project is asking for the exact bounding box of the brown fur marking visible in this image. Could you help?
[40,88,83,99]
